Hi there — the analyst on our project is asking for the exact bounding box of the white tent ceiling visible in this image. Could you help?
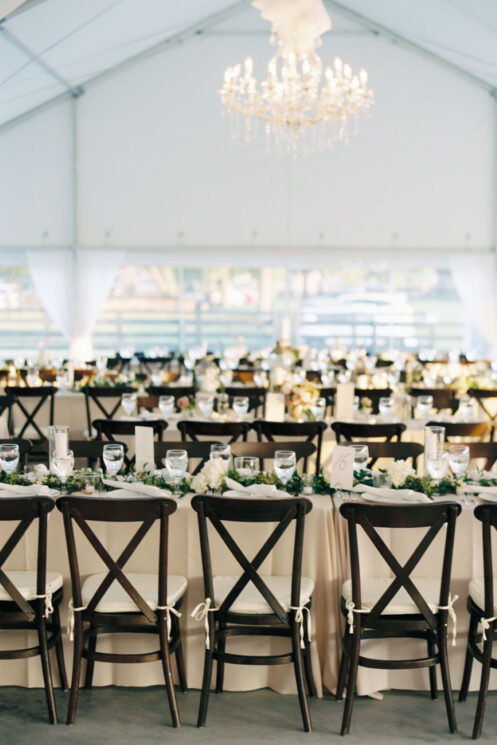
[0,0,497,129]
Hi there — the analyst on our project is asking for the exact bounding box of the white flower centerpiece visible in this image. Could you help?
[385,460,416,488]
[191,458,227,493]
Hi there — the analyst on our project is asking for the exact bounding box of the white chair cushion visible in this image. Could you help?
[213,575,314,615]
[468,578,497,612]
[0,570,63,602]
[81,573,187,613]
[342,577,442,615]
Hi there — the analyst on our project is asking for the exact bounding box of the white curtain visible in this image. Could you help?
[27,247,123,360]
[450,252,497,358]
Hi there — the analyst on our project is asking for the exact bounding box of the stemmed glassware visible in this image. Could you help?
[234,456,259,478]
[196,392,214,419]
[416,395,433,419]
[448,444,470,478]
[52,449,74,485]
[232,396,249,419]
[379,397,394,419]
[274,450,296,486]
[310,397,326,421]
[103,444,124,477]
[165,449,188,494]
[349,444,369,472]
[159,395,175,419]
[121,392,137,417]
[458,397,474,421]
[210,443,231,471]
[0,443,19,474]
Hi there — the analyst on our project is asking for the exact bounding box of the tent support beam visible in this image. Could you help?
[325,0,497,94]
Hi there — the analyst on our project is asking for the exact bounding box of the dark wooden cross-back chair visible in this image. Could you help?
[252,420,327,474]
[0,495,67,723]
[354,388,392,415]
[332,421,406,446]
[410,388,458,415]
[468,389,497,429]
[178,420,250,444]
[191,495,315,731]
[351,441,424,470]
[231,440,316,473]
[426,421,492,441]
[93,419,168,468]
[57,495,187,727]
[223,386,266,416]
[460,504,497,738]
[83,385,136,437]
[337,501,461,736]
[147,385,195,402]
[0,392,17,419]
[153,440,221,474]
[5,386,56,450]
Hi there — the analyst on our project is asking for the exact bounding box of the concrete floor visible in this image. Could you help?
[0,687,495,744]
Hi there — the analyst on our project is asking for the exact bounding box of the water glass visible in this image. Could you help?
[210,443,231,471]
[424,425,445,460]
[349,444,369,472]
[219,370,233,387]
[310,397,326,421]
[379,397,394,419]
[458,397,474,421]
[23,464,38,483]
[103,443,124,477]
[416,395,433,419]
[52,449,74,484]
[165,449,188,490]
[121,392,137,417]
[217,393,230,416]
[0,443,19,474]
[234,456,259,478]
[426,451,449,481]
[274,450,296,485]
[151,372,163,386]
[253,371,267,388]
[197,392,214,419]
[159,395,175,419]
[448,444,470,478]
[232,396,249,418]
[373,470,391,489]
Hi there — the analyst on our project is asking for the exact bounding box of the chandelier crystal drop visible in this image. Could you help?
[219,4,374,155]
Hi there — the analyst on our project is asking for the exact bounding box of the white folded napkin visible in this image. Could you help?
[0,483,54,496]
[223,477,290,499]
[352,484,431,504]
[460,485,497,502]
[102,479,171,497]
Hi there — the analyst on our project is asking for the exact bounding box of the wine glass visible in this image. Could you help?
[232,396,249,419]
[310,397,326,421]
[379,397,394,419]
[210,443,231,471]
[0,443,19,474]
[349,444,369,472]
[234,456,259,478]
[165,449,188,493]
[274,450,296,486]
[151,372,163,386]
[416,395,433,419]
[159,395,175,419]
[121,392,137,417]
[103,444,124,477]
[448,444,470,478]
[458,397,474,421]
[52,449,74,485]
[197,393,214,419]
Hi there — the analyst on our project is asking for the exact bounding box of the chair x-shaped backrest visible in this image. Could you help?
[6,387,55,441]
[341,502,460,631]
[253,420,326,474]
[192,496,311,624]
[84,387,136,435]
[0,496,54,621]
[59,496,176,622]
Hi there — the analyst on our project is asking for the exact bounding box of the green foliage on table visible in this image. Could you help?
[221,468,304,496]
[134,469,190,496]
[0,469,100,494]
[312,469,334,495]
[353,469,373,486]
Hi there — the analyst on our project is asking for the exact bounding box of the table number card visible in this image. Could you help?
[135,426,155,473]
[265,392,285,422]
[330,445,354,491]
[335,383,355,420]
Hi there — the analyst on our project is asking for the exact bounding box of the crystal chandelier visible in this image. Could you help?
[219,1,374,155]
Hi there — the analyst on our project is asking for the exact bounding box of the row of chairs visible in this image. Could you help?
[4,494,497,737]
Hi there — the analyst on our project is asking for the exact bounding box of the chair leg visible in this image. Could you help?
[341,632,360,736]
[53,604,68,690]
[84,625,97,689]
[292,626,312,732]
[303,640,317,698]
[67,616,84,725]
[37,616,57,724]
[438,625,457,734]
[460,613,478,702]
[336,638,348,702]
[472,632,494,739]
[215,622,226,693]
[197,646,214,727]
[427,635,438,699]
[158,619,181,727]
[172,616,187,693]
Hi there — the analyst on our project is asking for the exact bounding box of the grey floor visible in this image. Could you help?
[0,687,496,744]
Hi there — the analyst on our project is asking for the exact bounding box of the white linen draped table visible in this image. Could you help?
[0,493,342,695]
[332,496,493,696]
